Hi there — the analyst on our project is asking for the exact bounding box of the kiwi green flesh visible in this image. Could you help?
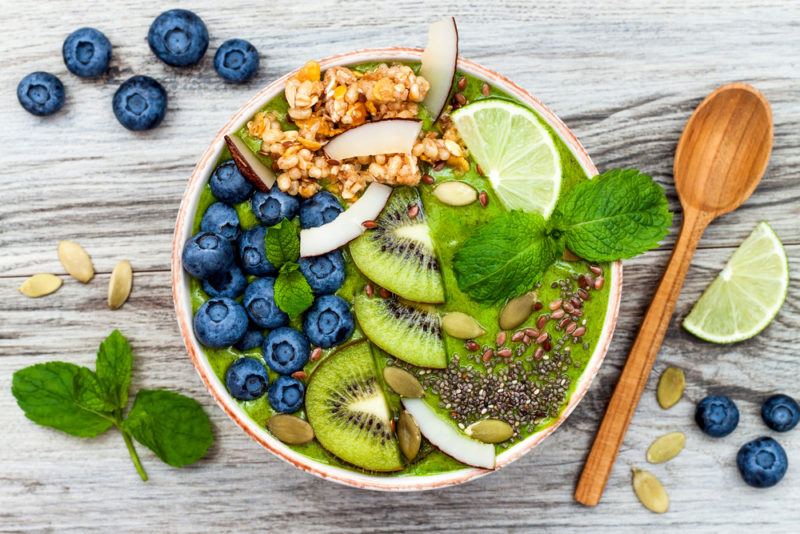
[348,187,444,303]
[354,295,447,368]
[305,340,403,472]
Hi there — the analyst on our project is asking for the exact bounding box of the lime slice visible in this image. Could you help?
[451,99,562,217]
[683,222,788,343]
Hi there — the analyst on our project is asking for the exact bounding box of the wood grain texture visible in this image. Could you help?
[1,0,799,532]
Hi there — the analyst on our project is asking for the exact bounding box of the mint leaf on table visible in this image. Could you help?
[122,390,213,468]
[453,211,564,303]
[264,218,300,268]
[551,169,672,262]
[95,330,133,410]
[274,262,314,319]
[12,362,114,438]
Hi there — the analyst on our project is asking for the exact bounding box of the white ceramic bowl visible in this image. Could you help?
[172,48,622,491]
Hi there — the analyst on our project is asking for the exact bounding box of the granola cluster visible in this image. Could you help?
[246,60,467,199]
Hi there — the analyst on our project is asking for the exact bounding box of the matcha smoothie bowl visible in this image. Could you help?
[172,19,622,490]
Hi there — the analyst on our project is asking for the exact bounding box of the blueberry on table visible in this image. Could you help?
[268,376,305,413]
[112,75,167,131]
[243,277,288,329]
[62,27,112,77]
[251,189,300,227]
[263,327,310,375]
[210,160,253,205]
[147,9,208,67]
[17,72,65,117]
[695,395,739,437]
[202,265,247,299]
[182,231,234,280]
[194,297,248,348]
[234,327,264,352]
[737,436,788,488]
[761,394,800,432]
[303,295,355,348]
[201,202,241,242]
[299,191,343,229]
[225,357,269,401]
[214,38,259,83]
[298,250,345,295]
[238,226,276,276]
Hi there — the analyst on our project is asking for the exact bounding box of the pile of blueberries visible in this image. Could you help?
[695,393,798,488]
[17,9,259,130]
[182,158,354,414]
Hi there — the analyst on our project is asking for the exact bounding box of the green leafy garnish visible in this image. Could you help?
[264,218,300,268]
[274,263,314,319]
[11,330,213,481]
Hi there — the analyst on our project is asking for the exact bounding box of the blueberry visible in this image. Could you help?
[243,277,288,329]
[263,327,310,375]
[210,160,253,205]
[214,39,259,83]
[737,436,788,488]
[303,295,354,348]
[194,297,248,348]
[251,189,300,227]
[112,75,167,131]
[761,394,800,432]
[298,251,345,295]
[695,395,739,437]
[238,226,277,276]
[234,327,264,351]
[17,72,65,117]
[201,202,241,241]
[268,376,305,413]
[202,265,247,299]
[225,357,269,401]
[147,9,208,67]
[182,231,234,280]
[62,27,112,78]
[300,191,343,229]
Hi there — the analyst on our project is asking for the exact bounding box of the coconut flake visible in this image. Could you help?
[419,17,459,120]
[323,120,422,161]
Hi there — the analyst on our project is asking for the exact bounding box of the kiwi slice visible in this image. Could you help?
[305,340,403,472]
[349,187,444,303]
[354,294,447,368]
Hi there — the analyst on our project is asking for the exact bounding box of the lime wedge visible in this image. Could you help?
[683,222,788,343]
[451,99,562,217]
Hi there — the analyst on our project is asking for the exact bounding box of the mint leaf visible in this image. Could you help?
[95,330,133,409]
[552,169,672,262]
[12,362,114,438]
[122,390,213,468]
[453,211,564,302]
[274,263,314,319]
[264,218,300,268]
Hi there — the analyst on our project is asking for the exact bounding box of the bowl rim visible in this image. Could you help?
[171,47,622,491]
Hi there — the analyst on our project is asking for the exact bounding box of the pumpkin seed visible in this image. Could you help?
[499,292,536,330]
[442,312,486,339]
[57,240,94,283]
[108,260,133,310]
[397,410,421,460]
[267,414,314,445]
[383,366,424,398]
[631,468,669,513]
[19,274,62,298]
[433,181,478,206]
[647,431,686,464]
[465,419,513,443]
[657,367,685,409]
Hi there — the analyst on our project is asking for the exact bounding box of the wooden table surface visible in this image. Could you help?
[1,1,798,532]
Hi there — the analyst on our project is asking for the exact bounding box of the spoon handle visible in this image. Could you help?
[575,208,711,506]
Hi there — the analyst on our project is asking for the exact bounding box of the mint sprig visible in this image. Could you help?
[264,218,314,317]
[453,169,671,302]
[11,330,213,481]
[265,218,300,269]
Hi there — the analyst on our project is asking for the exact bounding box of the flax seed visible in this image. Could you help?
[549,299,562,311]
[481,83,490,96]
[559,317,571,329]
[543,339,552,352]
[379,287,391,299]
[407,203,419,218]
[551,309,565,319]
[571,297,583,309]
[457,76,467,90]
[573,326,587,337]
[455,92,467,106]
[310,347,322,361]
[533,301,543,311]
[566,322,577,334]
[497,348,513,358]
[522,335,531,345]
[589,265,603,276]
[536,315,548,330]
[482,349,494,362]
[496,331,507,346]
[422,173,435,184]
[291,371,307,380]
[465,340,480,352]
[536,332,549,344]
[534,347,544,360]
[578,288,590,300]
[433,161,445,171]
[362,219,378,229]
[594,277,605,290]
[365,283,374,297]
[479,191,488,207]
[563,301,575,314]
[524,328,538,338]
[511,331,525,342]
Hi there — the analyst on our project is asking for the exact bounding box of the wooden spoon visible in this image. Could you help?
[575,83,772,506]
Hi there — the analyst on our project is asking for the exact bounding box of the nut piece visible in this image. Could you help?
[657,367,685,409]
[632,468,669,513]
[267,414,314,445]
[432,181,478,206]
[442,312,486,339]
[646,431,686,464]
[108,260,133,310]
[465,419,514,443]
[19,274,62,298]
[397,410,421,461]
[383,366,424,398]
[499,292,536,330]
[57,240,94,283]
